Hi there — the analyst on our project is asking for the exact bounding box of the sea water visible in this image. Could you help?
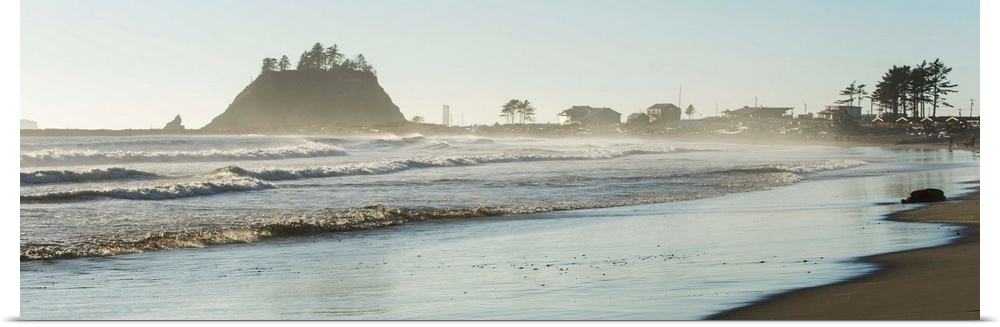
[19,134,979,319]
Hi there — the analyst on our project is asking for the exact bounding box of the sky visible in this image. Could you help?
[14,0,986,129]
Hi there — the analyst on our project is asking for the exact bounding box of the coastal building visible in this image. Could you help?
[818,105,862,120]
[721,106,794,119]
[558,106,622,125]
[626,113,651,124]
[645,103,682,123]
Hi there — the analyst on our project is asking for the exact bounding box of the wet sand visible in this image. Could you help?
[710,190,980,320]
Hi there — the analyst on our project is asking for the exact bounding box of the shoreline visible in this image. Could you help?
[18,131,980,319]
[19,127,979,152]
[708,189,980,320]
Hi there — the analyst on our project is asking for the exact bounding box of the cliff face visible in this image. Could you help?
[203,70,405,130]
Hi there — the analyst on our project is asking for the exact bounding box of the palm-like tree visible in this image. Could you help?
[501,99,519,124]
[518,100,536,124]
[500,99,537,124]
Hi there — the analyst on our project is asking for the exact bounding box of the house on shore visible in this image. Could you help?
[818,105,862,120]
[558,106,622,125]
[627,113,651,124]
[722,106,794,119]
[646,103,682,123]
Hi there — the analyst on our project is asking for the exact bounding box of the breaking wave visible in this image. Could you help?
[720,160,869,175]
[350,136,429,149]
[21,167,159,185]
[215,149,666,181]
[20,141,348,167]
[17,153,875,261]
[19,205,549,261]
[20,172,275,203]
[17,149,670,203]
[704,160,869,191]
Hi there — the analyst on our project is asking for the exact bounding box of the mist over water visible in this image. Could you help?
[19,134,979,319]
[19,135,887,261]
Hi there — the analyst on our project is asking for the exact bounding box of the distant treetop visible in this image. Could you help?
[261,42,376,76]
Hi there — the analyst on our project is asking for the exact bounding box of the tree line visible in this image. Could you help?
[260,42,375,75]
[500,99,536,124]
[838,58,958,118]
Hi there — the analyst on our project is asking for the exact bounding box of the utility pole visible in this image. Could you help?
[755,97,758,108]
[678,84,682,109]
[970,99,975,117]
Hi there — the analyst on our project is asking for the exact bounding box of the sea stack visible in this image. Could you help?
[163,115,185,130]
[203,69,405,131]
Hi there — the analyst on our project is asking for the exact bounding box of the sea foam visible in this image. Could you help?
[21,167,159,185]
[20,171,275,203]
[19,205,546,261]
[217,149,666,181]
[20,141,348,167]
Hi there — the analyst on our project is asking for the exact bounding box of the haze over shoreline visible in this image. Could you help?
[11,1,991,321]
[17,0,983,130]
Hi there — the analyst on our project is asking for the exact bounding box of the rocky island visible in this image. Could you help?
[202,69,405,131]
[203,42,406,132]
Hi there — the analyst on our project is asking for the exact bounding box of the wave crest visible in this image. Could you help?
[21,167,159,184]
[20,205,547,261]
[20,173,275,203]
[20,141,348,167]
[219,149,666,181]
[722,160,869,175]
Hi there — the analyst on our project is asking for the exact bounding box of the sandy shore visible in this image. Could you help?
[709,189,980,320]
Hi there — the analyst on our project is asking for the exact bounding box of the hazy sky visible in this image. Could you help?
[17,0,985,129]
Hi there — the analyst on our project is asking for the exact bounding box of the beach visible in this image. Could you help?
[18,134,981,319]
[711,189,980,320]
[707,135,983,320]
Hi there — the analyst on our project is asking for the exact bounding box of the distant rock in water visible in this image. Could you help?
[203,70,405,131]
[21,119,38,130]
[163,115,185,130]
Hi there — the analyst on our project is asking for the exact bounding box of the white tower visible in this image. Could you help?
[442,105,450,126]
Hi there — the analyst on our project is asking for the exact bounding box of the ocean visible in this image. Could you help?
[18,134,980,319]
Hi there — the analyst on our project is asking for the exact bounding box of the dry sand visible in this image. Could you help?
[710,189,980,320]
